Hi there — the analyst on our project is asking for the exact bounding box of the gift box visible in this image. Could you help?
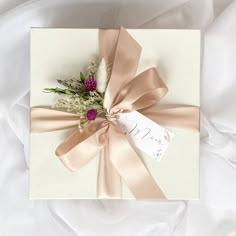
[30,27,200,199]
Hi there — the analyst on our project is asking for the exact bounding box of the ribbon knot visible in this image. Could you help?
[105,113,118,124]
[31,27,199,199]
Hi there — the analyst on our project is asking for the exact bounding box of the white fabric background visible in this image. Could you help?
[0,0,236,235]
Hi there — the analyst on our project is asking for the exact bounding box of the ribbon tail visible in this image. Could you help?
[142,105,200,131]
[108,125,167,200]
[97,142,122,199]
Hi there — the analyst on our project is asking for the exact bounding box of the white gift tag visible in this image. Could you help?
[118,111,174,162]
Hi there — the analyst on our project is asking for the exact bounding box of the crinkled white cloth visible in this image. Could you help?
[0,0,236,235]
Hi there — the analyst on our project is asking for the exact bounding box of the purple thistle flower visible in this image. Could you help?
[84,77,97,91]
[86,109,97,121]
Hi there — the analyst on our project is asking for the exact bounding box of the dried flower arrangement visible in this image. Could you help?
[43,58,109,131]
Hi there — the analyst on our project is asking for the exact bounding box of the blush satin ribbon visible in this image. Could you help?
[31,27,199,199]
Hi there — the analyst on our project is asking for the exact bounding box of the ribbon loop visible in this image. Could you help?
[111,68,168,113]
[103,27,142,110]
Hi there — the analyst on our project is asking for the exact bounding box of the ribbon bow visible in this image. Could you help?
[31,27,199,199]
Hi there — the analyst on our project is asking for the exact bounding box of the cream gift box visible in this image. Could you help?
[30,28,200,199]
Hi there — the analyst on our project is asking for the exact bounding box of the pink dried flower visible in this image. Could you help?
[86,109,97,121]
[84,77,97,91]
